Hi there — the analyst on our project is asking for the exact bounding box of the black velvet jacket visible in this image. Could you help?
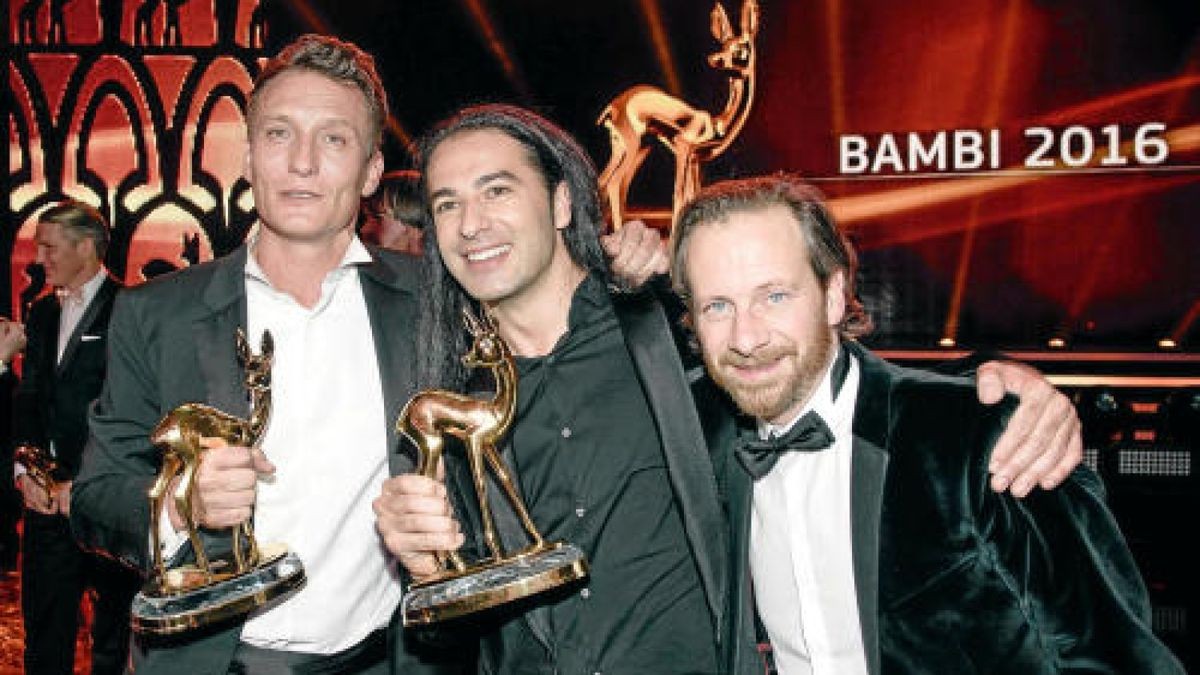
[719,340,1184,674]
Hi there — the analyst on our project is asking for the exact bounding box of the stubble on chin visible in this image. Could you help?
[708,329,834,422]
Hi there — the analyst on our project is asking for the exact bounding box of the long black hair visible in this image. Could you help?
[414,104,609,391]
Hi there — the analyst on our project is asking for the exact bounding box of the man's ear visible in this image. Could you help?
[552,182,572,231]
[242,139,254,185]
[361,150,385,198]
[76,236,100,263]
[825,269,847,327]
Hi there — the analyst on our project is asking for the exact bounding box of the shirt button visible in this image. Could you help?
[561,427,572,439]
[580,588,591,599]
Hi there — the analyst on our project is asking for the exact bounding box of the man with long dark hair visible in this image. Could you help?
[375,104,1083,673]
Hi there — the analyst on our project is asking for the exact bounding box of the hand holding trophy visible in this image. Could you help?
[14,443,60,504]
[399,310,588,625]
[131,329,305,635]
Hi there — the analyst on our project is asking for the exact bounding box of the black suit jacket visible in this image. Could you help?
[71,245,456,674]
[12,276,120,479]
[438,288,736,672]
[721,341,1184,674]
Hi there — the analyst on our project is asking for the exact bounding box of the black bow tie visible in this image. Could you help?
[734,411,835,480]
[733,344,850,480]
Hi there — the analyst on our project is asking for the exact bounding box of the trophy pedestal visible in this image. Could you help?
[402,542,588,626]
[131,543,306,635]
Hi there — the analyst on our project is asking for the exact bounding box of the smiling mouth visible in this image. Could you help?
[281,189,320,199]
[731,361,780,380]
[465,244,512,262]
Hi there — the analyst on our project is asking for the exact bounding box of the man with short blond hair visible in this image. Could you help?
[72,35,464,674]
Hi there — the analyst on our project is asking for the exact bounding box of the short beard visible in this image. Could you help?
[708,327,835,422]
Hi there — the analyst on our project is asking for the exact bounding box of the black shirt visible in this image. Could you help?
[481,275,717,675]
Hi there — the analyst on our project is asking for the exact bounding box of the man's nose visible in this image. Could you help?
[289,137,316,176]
[729,309,770,355]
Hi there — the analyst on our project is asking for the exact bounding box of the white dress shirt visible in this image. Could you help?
[56,266,109,364]
[158,237,403,653]
[749,348,869,675]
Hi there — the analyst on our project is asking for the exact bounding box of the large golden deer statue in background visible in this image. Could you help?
[598,0,759,229]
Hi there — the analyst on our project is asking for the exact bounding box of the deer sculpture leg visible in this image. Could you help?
[171,451,212,580]
[409,426,467,572]
[465,438,504,560]
[602,129,652,229]
[232,521,259,572]
[147,454,182,579]
[480,444,544,550]
[673,149,704,224]
[599,122,635,228]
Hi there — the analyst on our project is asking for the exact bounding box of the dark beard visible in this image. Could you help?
[709,327,834,422]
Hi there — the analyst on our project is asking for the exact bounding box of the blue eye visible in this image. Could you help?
[702,299,731,317]
[766,291,790,304]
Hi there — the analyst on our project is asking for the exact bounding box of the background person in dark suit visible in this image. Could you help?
[670,174,1184,674]
[10,200,138,675]
[0,317,27,572]
[70,35,464,675]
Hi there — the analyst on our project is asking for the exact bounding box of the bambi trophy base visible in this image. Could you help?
[131,543,305,636]
[402,542,588,626]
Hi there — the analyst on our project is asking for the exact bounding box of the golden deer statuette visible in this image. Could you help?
[14,444,59,496]
[397,310,587,625]
[146,329,274,593]
[598,0,759,229]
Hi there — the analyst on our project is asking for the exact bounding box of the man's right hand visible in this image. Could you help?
[374,472,464,581]
[16,473,55,514]
[166,440,275,531]
[0,318,26,364]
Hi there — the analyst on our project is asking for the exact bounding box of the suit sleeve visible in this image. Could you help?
[70,289,161,572]
[985,434,1184,671]
[11,302,49,451]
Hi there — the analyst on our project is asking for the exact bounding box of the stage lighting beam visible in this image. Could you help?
[638,0,683,97]
[460,0,532,99]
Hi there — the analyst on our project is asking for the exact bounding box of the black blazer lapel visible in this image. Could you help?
[194,248,251,417]
[725,441,762,673]
[850,434,886,675]
[358,248,418,476]
[847,341,896,675]
[56,276,119,375]
[612,291,729,635]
